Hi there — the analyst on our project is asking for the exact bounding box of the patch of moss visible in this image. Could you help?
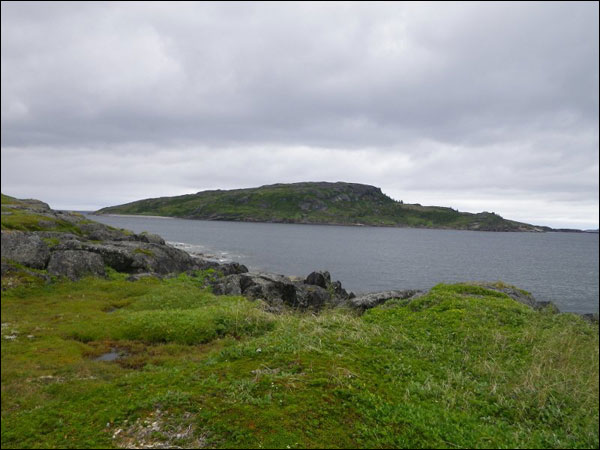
[133,248,154,257]
[41,237,60,248]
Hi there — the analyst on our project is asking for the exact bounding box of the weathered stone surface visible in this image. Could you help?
[135,232,165,245]
[294,284,332,309]
[34,231,79,240]
[240,273,298,305]
[349,290,422,310]
[212,274,244,296]
[10,199,51,212]
[54,240,198,274]
[47,250,106,280]
[77,222,133,241]
[194,258,249,275]
[330,280,353,300]
[1,230,50,269]
[212,271,355,310]
[304,271,331,288]
[220,262,249,275]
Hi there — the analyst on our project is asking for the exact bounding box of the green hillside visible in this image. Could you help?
[96,182,544,231]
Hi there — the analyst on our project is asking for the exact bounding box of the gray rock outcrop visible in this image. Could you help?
[194,258,249,276]
[136,232,165,245]
[47,250,106,280]
[212,270,356,311]
[349,290,423,310]
[1,231,50,269]
[54,240,198,274]
[305,271,330,288]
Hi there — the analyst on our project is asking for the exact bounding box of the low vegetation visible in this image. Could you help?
[1,272,597,448]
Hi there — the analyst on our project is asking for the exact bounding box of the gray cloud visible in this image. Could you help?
[1,2,598,228]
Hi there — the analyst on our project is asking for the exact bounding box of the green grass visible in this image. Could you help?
[1,207,83,234]
[1,273,597,449]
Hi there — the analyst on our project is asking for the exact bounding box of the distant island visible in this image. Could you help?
[96,181,550,232]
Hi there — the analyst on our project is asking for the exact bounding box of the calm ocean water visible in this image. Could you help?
[86,214,599,314]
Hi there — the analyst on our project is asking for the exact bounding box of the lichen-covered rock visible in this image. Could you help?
[54,240,198,274]
[77,222,134,241]
[47,250,106,280]
[135,232,165,245]
[1,230,50,269]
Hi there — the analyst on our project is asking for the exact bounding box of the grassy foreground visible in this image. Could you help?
[1,272,598,448]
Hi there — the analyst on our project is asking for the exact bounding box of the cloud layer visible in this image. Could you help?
[1,2,598,228]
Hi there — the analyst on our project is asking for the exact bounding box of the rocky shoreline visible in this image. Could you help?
[2,198,598,322]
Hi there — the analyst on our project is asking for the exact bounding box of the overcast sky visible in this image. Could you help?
[1,2,598,229]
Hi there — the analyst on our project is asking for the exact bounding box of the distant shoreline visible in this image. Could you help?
[86,213,176,220]
[91,212,600,233]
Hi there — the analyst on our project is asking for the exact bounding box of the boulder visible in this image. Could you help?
[304,270,331,288]
[135,232,165,245]
[239,273,298,306]
[212,272,297,307]
[330,280,353,300]
[1,230,50,269]
[54,240,198,274]
[212,271,354,311]
[211,274,244,296]
[220,262,249,275]
[294,284,332,309]
[47,250,106,280]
